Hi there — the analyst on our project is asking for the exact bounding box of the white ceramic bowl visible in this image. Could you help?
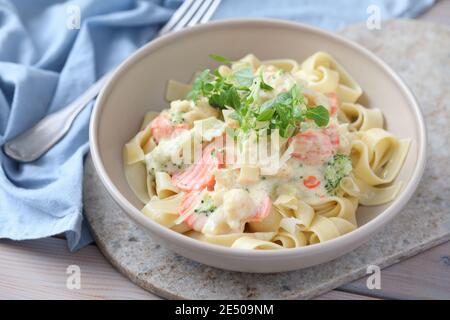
[90,19,426,273]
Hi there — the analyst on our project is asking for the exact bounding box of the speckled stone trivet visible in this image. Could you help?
[84,20,450,299]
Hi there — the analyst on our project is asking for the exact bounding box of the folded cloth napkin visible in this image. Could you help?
[0,0,434,251]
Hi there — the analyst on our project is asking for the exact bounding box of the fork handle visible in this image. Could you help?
[3,72,111,162]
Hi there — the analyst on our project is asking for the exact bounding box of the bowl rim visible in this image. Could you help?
[90,18,427,259]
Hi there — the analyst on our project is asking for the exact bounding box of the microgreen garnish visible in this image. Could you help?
[255,84,307,137]
[186,69,212,101]
[259,75,274,91]
[305,105,330,127]
[208,54,232,64]
[186,55,330,139]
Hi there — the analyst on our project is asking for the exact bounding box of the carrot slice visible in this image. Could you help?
[327,92,338,115]
[150,115,172,143]
[172,139,224,192]
[150,115,188,143]
[178,191,208,231]
[179,191,198,214]
[248,195,272,222]
[290,130,334,166]
[325,124,340,147]
[304,176,321,189]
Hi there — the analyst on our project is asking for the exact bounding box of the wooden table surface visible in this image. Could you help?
[1,238,449,300]
[1,1,449,300]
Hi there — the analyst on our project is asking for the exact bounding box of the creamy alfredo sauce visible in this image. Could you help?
[142,57,351,235]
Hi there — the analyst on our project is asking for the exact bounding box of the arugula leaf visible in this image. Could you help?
[292,104,304,121]
[253,85,305,137]
[260,76,274,91]
[256,108,275,121]
[185,56,329,140]
[209,54,232,64]
[280,123,294,139]
[186,69,211,100]
[305,105,330,127]
[209,86,240,110]
[209,92,227,108]
[234,67,254,87]
[227,87,241,109]
[290,83,300,100]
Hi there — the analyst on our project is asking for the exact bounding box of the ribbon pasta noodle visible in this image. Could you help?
[124,52,411,250]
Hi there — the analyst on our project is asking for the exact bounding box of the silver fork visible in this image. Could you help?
[3,0,221,163]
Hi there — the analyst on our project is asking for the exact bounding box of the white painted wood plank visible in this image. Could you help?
[0,238,159,300]
[0,1,448,303]
[2,237,449,300]
[0,237,377,300]
[419,0,450,26]
[341,241,450,299]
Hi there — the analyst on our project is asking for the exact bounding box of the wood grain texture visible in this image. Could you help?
[341,242,450,300]
[1,4,450,301]
[0,237,364,300]
[0,237,449,299]
[0,238,159,300]
[419,0,450,26]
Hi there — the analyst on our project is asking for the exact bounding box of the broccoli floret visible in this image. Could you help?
[324,154,352,194]
[194,194,217,216]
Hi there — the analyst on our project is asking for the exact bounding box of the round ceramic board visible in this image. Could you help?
[84,20,450,299]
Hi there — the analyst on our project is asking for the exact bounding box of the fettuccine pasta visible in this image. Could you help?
[124,52,411,250]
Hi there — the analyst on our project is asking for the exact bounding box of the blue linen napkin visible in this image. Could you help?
[0,0,435,251]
